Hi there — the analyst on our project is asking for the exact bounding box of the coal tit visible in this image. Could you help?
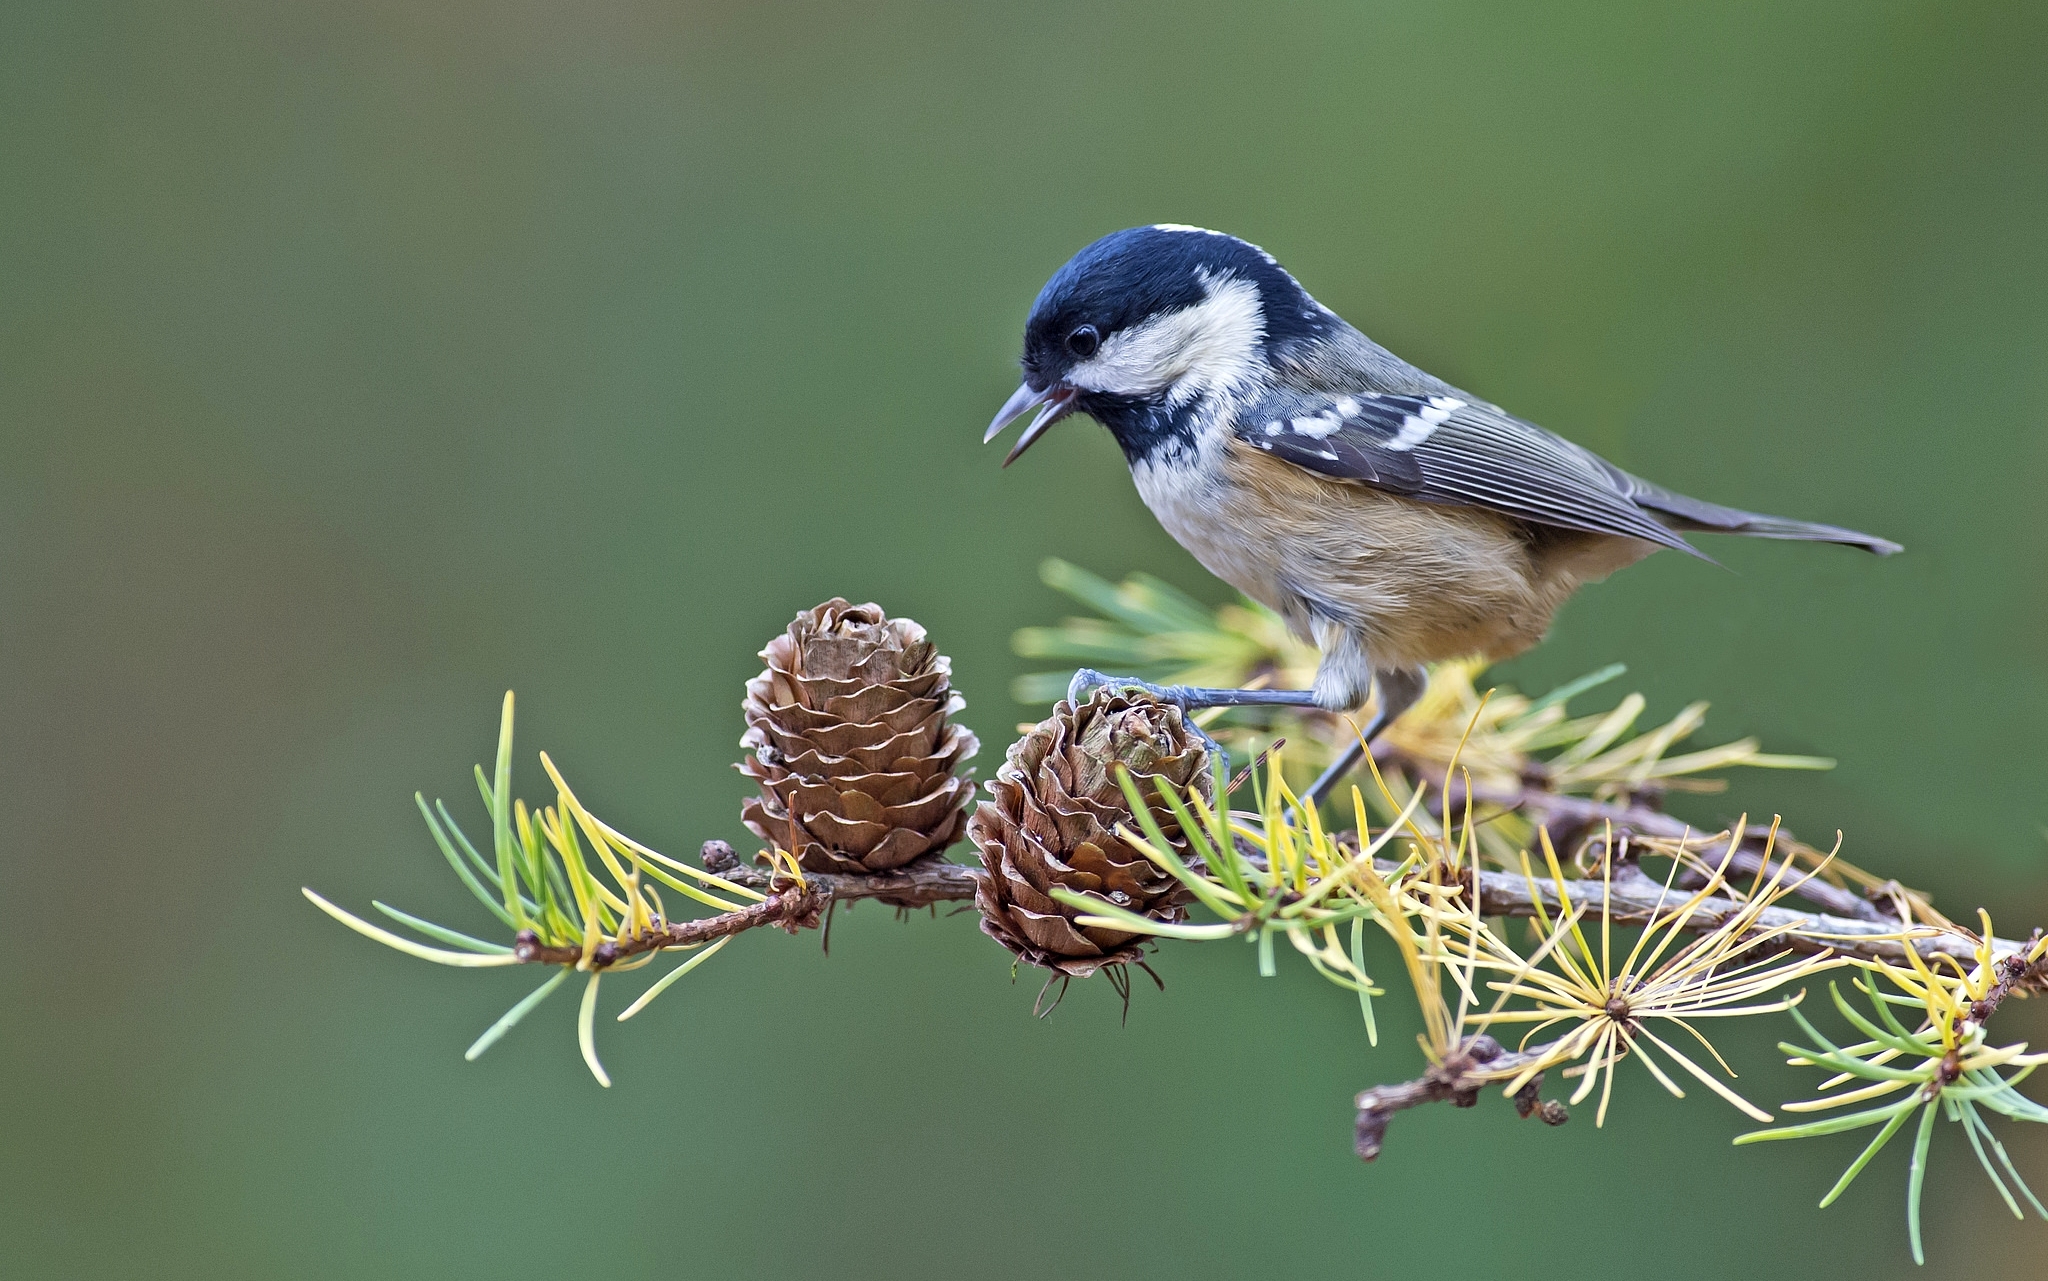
[985,225,1900,799]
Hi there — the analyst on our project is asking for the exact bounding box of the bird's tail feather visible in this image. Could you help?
[1621,478,1902,556]
[1682,511,1904,555]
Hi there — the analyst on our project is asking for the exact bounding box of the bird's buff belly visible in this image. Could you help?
[1132,447,1619,669]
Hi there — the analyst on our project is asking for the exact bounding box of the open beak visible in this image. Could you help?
[983,381,1078,467]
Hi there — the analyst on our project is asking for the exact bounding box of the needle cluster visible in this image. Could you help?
[302,563,2047,1264]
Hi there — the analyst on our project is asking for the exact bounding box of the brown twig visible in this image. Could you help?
[1303,817,2028,968]
[508,803,2033,981]
[1349,915,2046,1163]
[711,855,984,910]
[1962,927,2048,1032]
[1347,863,2043,1164]
[494,799,2042,1164]
[511,848,983,968]
[513,884,823,967]
[1460,859,2024,966]
[1423,762,1891,923]
[1353,1035,1567,1160]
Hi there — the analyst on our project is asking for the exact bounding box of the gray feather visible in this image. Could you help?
[1237,346,1900,558]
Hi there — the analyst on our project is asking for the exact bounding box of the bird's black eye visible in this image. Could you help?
[1066,325,1100,358]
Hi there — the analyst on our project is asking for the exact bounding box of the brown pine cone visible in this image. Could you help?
[739,599,979,874]
[968,689,1213,977]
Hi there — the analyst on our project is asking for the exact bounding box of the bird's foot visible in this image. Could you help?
[1066,668,1179,707]
[1064,670,1231,764]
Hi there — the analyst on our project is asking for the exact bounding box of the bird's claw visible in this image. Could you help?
[1064,669,1230,768]
[1065,668,1183,706]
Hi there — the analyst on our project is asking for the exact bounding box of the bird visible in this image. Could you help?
[984,224,1900,803]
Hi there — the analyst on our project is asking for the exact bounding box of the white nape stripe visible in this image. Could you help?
[1383,396,1464,452]
[1062,271,1266,402]
[1149,224,1281,267]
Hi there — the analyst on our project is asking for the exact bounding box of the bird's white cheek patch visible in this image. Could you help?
[1063,274,1266,400]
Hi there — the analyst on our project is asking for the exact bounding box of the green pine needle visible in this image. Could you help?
[1907,1098,1939,1264]
[370,902,513,954]
[465,969,571,1061]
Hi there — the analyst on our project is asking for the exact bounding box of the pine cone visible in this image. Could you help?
[969,689,1213,977]
[739,599,979,874]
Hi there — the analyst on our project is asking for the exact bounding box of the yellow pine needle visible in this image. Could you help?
[1783,1077,1917,1112]
[764,848,808,887]
[1290,924,1370,990]
[1501,1019,1602,1096]
[302,889,522,967]
[1552,693,1645,768]
[1112,825,1250,914]
[1600,834,1613,998]
[1568,1026,1614,1103]
[1351,784,1373,868]
[1434,814,1845,1121]
[537,752,753,916]
[1963,1044,2048,1071]
[1361,739,1443,857]
[1287,786,1427,916]
[1627,1030,1691,1100]
[616,936,735,1021]
[1354,856,1451,1058]
[536,759,639,914]
[1617,832,1697,979]
[1616,701,1708,784]
[513,798,539,890]
[1433,690,1491,874]
[584,811,765,903]
[1472,904,1591,1021]
[548,756,711,928]
[539,807,607,967]
[1634,1023,1773,1121]
[615,858,645,945]
[1564,707,1700,785]
[1533,837,1600,994]
[492,692,523,930]
[578,972,609,1087]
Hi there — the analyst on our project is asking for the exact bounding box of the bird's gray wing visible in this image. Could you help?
[1236,391,1704,556]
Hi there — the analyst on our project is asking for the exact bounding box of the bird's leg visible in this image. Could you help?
[1304,666,1428,806]
[1063,669,1323,765]
[1064,670,1326,711]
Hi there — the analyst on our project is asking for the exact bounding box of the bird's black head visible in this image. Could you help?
[985,225,1331,465]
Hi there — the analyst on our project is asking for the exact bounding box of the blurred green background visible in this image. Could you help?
[5,1,2047,1276]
